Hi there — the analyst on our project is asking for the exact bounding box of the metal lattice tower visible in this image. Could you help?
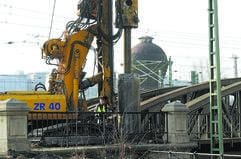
[208,0,224,155]
[231,54,239,78]
[168,56,173,87]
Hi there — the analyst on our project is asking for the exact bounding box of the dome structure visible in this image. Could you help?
[132,36,168,90]
[132,36,167,62]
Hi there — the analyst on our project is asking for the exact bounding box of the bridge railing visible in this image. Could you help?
[187,113,241,140]
[187,113,209,139]
[28,111,167,145]
[149,150,241,159]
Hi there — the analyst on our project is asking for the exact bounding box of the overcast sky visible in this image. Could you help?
[1,0,241,81]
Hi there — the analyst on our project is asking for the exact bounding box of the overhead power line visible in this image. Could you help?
[0,21,62,31]
[0,11,68,24]
[0,3,72,20]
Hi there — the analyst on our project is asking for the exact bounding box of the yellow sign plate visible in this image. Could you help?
[0,94,67,112]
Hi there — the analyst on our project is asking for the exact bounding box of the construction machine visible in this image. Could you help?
[0,1,108,112]
[0,0,138,113]
[0,27,98,112]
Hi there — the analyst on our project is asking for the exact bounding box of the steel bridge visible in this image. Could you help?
[139,78,241,148]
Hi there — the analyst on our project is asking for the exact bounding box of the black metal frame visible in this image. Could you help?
[187,112,241,140]
[28,112,167,146]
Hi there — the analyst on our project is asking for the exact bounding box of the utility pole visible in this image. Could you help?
[124,28,132,73]
[208,0,223,156]
[168,56,173,87]
[231,54,239,78]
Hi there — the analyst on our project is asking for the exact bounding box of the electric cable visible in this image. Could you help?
[0,3,72,20]
[48,0,57,39]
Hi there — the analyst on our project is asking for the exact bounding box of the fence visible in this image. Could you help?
[150,150,241,159]
[28,112,167,146]
[187,113,241,140]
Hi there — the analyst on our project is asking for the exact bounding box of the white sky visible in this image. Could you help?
[0,0,241,81]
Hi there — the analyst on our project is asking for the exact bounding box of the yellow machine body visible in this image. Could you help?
[42,29,95,111]
[0,29,95,112]
[55,30,94,110]
[0,91,67,112]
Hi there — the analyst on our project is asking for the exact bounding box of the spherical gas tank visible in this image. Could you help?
[132,36,167,62]
[132,36,168,90]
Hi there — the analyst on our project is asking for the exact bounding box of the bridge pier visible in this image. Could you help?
[0,99,30,157]
[161,101,197,158]
[162,101,189,143]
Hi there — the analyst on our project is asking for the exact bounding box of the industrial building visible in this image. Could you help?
[0,72,47,92]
